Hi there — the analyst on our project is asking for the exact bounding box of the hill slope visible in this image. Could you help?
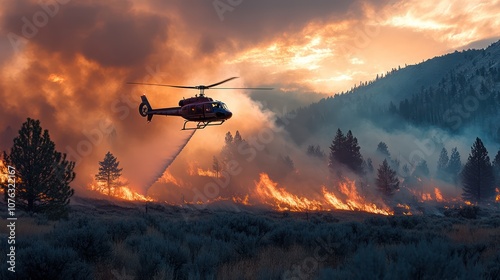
[282,41,500,144]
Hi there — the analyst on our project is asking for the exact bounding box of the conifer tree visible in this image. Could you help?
[461,138,495,204]
[376,142,390,158]
[1,118,75,217]
[95,152,123,196]
[329,129,346,172]
[345,130,364,174]
[376,159,399,196]
[212,156,220,179]
[328,129,364,174]
[436,147,449,180]
[492,149,500,188]
[413,160,430,178]
[234,131,243,145]
[447,147,462,185]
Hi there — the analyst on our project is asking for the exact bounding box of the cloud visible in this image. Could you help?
[0,0,498,200]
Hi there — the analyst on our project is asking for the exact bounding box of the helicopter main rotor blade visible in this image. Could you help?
[210,87,274,90]
[127,82,197,89]
[206,77,239,88]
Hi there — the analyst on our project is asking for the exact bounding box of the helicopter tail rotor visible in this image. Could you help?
[139,95,154,122]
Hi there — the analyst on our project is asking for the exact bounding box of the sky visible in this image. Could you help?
[0,0,499,193]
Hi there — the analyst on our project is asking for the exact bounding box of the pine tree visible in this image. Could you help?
[224,131,234,146]
[329,129,346,172]
[328,129,365,174]
[461,138,495,204]
[1,118,75,217]
[221,131,234,162]
[447,147,462,185]
[436,148,449,180]
[364,158,374,174]
[413,160,430,178]
[234,131,243,146]
[376,142,390,158]
[376,159,399,196]
[212,156,220,179]
[307,145,325,159]
[345,130,364,174]
[95,152,123,196]
[492,149,500,188]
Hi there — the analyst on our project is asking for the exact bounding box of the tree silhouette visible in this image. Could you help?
[492,149,500,189]
[436,147,449,181]
[345,130,364,174]
[328,129,363,174]
[329,128,346,172]
[212,156,220,179]
[234,131,243,145]
[447,147,462,185]
[413,160,430,178]
[461,138,495,204]
[376,159,399,197]
[307,145,325,159]
[376,142,391,158]
[1,118,75,218]
[95,151,123,196]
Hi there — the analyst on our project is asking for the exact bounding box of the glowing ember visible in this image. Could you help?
[496,188,499,202]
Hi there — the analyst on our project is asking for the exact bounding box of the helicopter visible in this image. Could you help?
[127,77,273,130]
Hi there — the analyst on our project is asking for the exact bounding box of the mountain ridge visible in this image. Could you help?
[282,40,500,144]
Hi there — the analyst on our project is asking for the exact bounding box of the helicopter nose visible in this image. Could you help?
[225,111,232,119]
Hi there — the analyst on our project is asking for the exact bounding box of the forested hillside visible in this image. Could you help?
[283,41,500,144]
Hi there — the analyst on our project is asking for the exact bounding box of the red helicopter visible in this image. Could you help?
[128,77,272,130]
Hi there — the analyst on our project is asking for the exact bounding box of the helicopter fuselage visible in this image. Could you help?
[139,95,232,129]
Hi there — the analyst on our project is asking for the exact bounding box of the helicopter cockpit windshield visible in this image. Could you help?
[212,102,228,110]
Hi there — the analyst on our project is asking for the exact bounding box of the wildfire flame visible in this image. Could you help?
[196,168,218,178]
[255,173,323,211]
[255,173,393,215]
[496,188,499,202]
[323,180,393,215]
[411,187,447,203]
[88,183,153,202]
[434,188,443,202]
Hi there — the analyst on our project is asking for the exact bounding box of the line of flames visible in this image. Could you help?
[88,183,154,202]
[255,173,394,215]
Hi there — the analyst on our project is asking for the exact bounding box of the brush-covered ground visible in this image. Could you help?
[1,197,500,280]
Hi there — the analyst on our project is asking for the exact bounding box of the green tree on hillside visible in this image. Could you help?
[376,159,399,197]
[461,138,495,204]
[1,118,75,218]
[95,152,123,196]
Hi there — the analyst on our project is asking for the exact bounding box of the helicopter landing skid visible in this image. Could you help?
[182,120,225,130]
